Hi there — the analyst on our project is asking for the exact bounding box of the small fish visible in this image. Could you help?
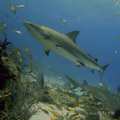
[12,48,22,62]
[93,101,102,106]
[96,102,103,106]
[69,113,78,119]
[70,108,73,113]
[118,36,120,39]
[7,2,17,14]
[25,48,32,59]
[74,102,79,107]
[52,99,57,104]
[45,89,51,94]
[52,110,59,117]
[40,107,49,114]
[28,62,36,74]
[13,30,22,34]
[17,5,25,8]
[113,11,120,16]
[55,104,62,111]
[0,26,7,36]
[61,19,67,22]
[99,82,103,86]
[70,96,75,100]
[21,43,28,48]
[65,112,69,117]
[81,74,85,78]
[90,90,94,101]
[115,1,120,7]
[1,21,8,29]
[115,50,117,56]
[56,76,61,79]
[64,107,70,111]
[96,56,103,61]
[56,114,64,119]
[49,106,54,110]
[4,13,8,17]
[73,116,82,120]
[47,64,50,67]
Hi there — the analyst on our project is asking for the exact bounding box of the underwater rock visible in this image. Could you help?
[1,57,19,76]
[0,56,19,89]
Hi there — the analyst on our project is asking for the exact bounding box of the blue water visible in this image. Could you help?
[1,0,120,92]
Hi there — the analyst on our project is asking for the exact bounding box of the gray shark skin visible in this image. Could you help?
[23,21,110,80]
[36,70,44,88]
[65,75,120,111]
[65,75,81,89]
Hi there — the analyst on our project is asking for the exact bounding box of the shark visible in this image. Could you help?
[65,75,120,112]
[23,21,111,80]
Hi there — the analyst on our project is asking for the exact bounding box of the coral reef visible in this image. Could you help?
[0,56,19,89]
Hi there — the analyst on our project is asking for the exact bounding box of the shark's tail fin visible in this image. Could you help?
[99,57,111,81]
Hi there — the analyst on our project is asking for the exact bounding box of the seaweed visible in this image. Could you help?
[0,38,11,50]
[4,80,42,120]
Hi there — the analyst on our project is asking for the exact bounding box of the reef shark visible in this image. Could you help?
[65,75,120,111]
[23,21,111,80]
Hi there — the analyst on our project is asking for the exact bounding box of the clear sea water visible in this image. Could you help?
[1,0,120,92]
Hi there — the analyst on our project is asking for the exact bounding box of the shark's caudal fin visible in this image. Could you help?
[99,57,111,81]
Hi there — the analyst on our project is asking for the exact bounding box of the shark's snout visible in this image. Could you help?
[23,21,29,27]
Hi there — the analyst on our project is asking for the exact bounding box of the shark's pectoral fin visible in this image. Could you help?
[44,47,50,55]
[75,61,81,67]
[91,69,94,73]
[44,39,62,55]
[94,59,98,62]
[65,31,79,44]
[77,61,85,66]
[44,40,55,55]
[56,44,62,48]
[83,80,89,86]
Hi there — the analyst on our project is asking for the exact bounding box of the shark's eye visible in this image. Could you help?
[44,31,50,39]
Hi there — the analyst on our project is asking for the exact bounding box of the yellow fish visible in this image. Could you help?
[116,1,120,7]
[16,5,25,8]
[12,48,22,62]
[115,50,117,56]
[96,56,103,61]
[113,11,120,16]
[99,82,103,86]
[45,89,51,94]
[13,30,22,34]
[25,48,32,59]
[0,26,7,36]
[56,76,61,79]
[7,2,17,14]
[28,62,36,74]
[118,36,120,39]
[1,21,8,29]
[90,90,94,101]
[61,19,67,22]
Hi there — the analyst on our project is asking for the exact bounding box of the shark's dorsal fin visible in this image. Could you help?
[65,31,79,44]
[83,80,89,86]
[101,83,108,90]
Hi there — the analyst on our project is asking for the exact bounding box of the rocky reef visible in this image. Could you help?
[0,38,53,120]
